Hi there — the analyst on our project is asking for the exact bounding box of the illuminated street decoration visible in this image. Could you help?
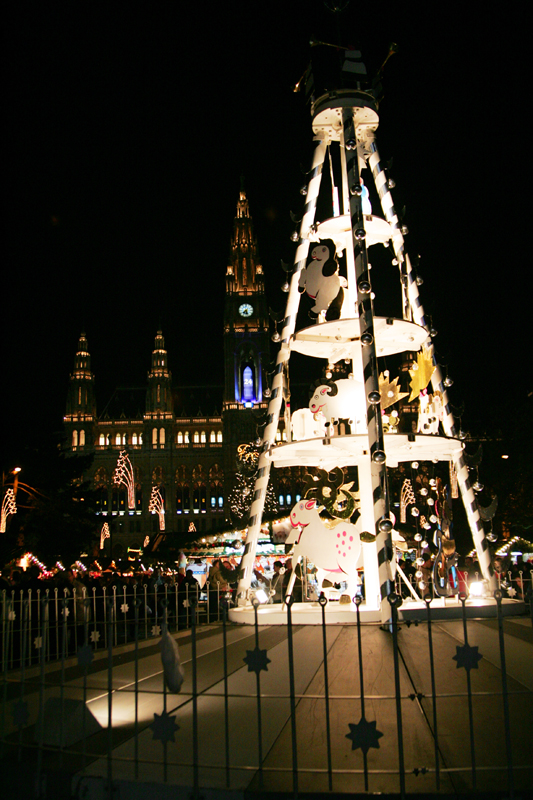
[113,450,135,509]
[1,488,17,533]
[149,486,165,531]
[234,42,496,621]
[100,523,110,549]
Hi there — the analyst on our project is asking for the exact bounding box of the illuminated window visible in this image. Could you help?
[132,433,138,445]
[72,430,78,448]
[184,431,190,444]
[193,431,199,444]
[99,434,105,446]
[200,431,206,443]
[139,432,143,445]
[115,433,121,446]
[157,384,161,403]
[279,494,285,507]
[217,431,223,443]
[286,493,292,506]
[152,428,157,445]
[210,431,216,443]
[160,427,165,445]
[78,387,82,405]
[242,365,254,403]
[177,431,183,444]
[79,429,85,447]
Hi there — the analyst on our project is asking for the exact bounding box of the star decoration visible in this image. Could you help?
[346,717,383,754]
[453,643,482,671]
[506,586,517,598]
[408,350,435,401]
[8,610,16,621]
[12,700,29,728]
[90,630,101,643]
[77,644,94,668]
[120,603,129,614]
[62,607,70,618]
[150,711,180,744]
[151,624,162,637]
[243,646,271,674]
[34,636,43,650]
[379,372,408,410]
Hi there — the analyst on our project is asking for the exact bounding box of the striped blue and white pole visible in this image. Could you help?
[343,110,394,621]
[368,143,496,590]
[236,135,329,603]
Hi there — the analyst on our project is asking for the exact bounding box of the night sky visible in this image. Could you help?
[3,2,529,470]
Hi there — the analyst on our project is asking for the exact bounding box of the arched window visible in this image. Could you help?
[242,365,254,403]
[217,431,223,443]
[95,487,109,513]
[72,430,78,448]
[210,431,216,443]
[152,427,158,446]
[79,429,85,446]
[99,434,105,446]
[177,431,183,444]
[200,431,206,443]
[184,431,190,444]
[160,427,165,446]
[116,433,121,446]
[193,431,199,444]
[132,433,138,445]
[139,432,143,445]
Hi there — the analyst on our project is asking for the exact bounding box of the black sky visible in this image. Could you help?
[3,1,529,467]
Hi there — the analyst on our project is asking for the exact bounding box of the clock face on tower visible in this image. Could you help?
[238,303,254,318]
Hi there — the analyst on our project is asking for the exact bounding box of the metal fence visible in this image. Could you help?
[1,587,532,800]
[1,582,226,671]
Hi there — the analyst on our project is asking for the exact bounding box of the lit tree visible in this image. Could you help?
[228,442,278,525]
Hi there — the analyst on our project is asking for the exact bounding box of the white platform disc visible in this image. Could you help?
[268,432,463,470]
[311,213,393,248]
[292,317,428,362]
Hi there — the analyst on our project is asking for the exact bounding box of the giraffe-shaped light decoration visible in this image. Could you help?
[149,486,165,531]
[113,450,135,510]
[0,488,17,533]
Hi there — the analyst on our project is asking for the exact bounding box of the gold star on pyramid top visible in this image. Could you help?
[379,372,409,410]
[408,350,435,401]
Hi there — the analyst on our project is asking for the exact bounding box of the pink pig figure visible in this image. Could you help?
[286,499,362,603]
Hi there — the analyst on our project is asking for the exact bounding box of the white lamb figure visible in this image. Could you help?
[309,378,367,434]
[286,499,363,601]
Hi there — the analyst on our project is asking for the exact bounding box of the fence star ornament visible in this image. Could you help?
[453,642,482,671]
[151,710,180,744]
[243,646,271,674]
[346,716,384,754]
